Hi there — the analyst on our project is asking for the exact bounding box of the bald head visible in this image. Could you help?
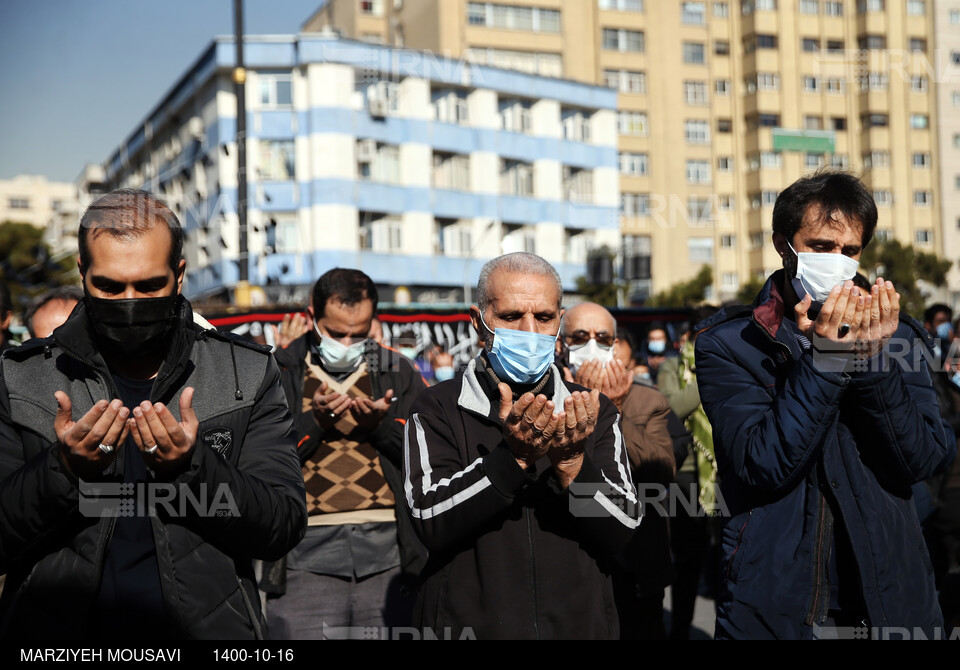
[563,302,617,338]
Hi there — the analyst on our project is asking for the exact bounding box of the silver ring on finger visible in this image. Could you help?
[329,411,337,419]
[98,443,114,455]
[145,443,159,455]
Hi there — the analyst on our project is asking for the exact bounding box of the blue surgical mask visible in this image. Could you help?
[936,322,953,340]
[951,372,960,390]
[434,366,456,382]
[647,339,666,355]
[480,313,560,385]
[316,323,367,372]
[399,347,417,360]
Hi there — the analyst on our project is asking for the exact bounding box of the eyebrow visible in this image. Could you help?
[90,274,170,289]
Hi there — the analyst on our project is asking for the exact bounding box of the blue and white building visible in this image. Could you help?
[103,33,621,305]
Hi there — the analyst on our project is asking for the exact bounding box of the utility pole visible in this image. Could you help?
[233,0,250,307]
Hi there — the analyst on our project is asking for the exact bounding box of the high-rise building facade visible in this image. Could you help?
[307,0,945,303]
[936,0,960,305]
[100,34,620,305]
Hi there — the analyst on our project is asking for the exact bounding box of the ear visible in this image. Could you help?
[175,259,186,295]
[0,311,11,331]
[772,232,789,261]
[306,304,316,324]
[469,305,485,347]
[77,256,86,286]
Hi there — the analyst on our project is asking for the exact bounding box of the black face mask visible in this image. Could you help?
[85,293,179,358]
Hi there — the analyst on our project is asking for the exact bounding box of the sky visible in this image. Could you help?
[0,0,324,183]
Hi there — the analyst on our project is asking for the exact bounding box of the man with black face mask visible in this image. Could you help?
[402,252,640,639]
[0,189,307,640]
[694,171,953,639]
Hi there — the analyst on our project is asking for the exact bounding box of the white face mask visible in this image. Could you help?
[315,322,367,372]
[567,339,615,376]
[788,241,860,304]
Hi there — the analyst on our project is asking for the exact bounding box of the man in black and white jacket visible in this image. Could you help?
[403,252,640,639]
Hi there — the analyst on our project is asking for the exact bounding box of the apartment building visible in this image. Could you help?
[100,34,620,304]
[0,175,79,255]
[306,0,944,303]
[936,0,960,305]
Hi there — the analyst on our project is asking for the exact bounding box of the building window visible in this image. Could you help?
[359,213,402,252]
[620,152,649,176]
[258,73,292,108]
[954,133,960,149]
[685,120,711,144]
[686,160,711,184]
[804,115,823,130]
[714,2,730,17]
[432,152,471,191]
[861,113,889,128]
[826,40,845,53]
[805,153,825,169]
[953,91,960,107]
[910,76,928,93]
[622,193,651,217]
[720,234,736,248]
[683,42,706,64]
[802,38,821,52]
[913,152,931,168]
[750,151,783,169]
[762,191,778,207]
[951,9,960,23]
[685,81,709,105]
[872,190,892,205]
[467,3,562,32]
[715,79,731,95]
[360,0,384,16]
[747,113,780,129]
[909,38,927,53]
[436,218,473,257]
[618,111,649,136]
[717,156,733,172]
[857,0,884,11]
[357,141,400,184]
[432,88,469,124]
[465,47,563,77]
[599,0,644,10]
[688,198,714,224]
[863,151,890,168]
[916,229,932,245]
[858,35,886,50]
[747,72,780,91]
[7,197,29,209]
[825,1,843,15]
[502,223,537,255]
[500,160,534,196]
[360,79,401,115]
[258,140,295,180]
[715,40,730,56]
[914,191,932,206]
[804,76,820,92]
[688,238,714,262]
[750,232,764,248]
[604,69,647,94]
[562,108,592,141]
[682,2,707,23]
[800,0,819,13]
[500,98,533,133]
[719,195,735,211]
[563,166,594,203]
[859,72,888,91]
[743,0,778,13]
[907,0,925,15]
[831,117,847,131]
[722,273,740,291]
[603,28,645,52]
[717,118,733,133]
[830,154,849,169]
[825,78,846,94]
[910,114,929,129]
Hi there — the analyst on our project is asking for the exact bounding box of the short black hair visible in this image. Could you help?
[0,281,11,316]
[78,189,183,274]
[311,268,379,318]
[772,170,878,248]
[616,327,636,355]
[925,303,953,326]
[24,285,84,338]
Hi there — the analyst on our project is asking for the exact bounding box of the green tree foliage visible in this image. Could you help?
[858,239,951,319]
[0,221,77,316]
[574,275,622,307]
[646,265,713,307]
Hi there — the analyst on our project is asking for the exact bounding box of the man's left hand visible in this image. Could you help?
[549,389,600,489]
[350,389,395,433]
[129,387,199,475]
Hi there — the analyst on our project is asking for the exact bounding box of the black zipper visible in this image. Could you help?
[236,576,264,640]
[804,491,830,626]
[525,506,540,640]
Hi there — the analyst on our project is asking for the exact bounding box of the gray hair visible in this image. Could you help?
[476,252,563,317]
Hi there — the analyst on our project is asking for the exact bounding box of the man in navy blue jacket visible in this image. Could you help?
[695,171,954,639]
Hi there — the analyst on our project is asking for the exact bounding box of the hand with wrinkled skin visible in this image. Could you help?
[796,279,867,347]
[311,381,353,430]
[564,358,631,411]
[54,393,130,479]
[271,313,310,350]
[549,389,600,489]
[350,389,395,433]
[127,387,198,476]
[498,384,561,469]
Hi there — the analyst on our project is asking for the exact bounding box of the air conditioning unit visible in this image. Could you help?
[188,116,204,140]
[357,139,377,162]
[369,97,389,118]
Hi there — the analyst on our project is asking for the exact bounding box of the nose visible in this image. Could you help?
[518,315,538,332]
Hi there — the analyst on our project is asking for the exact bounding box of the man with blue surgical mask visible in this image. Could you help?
[694,171,953,639]
[402,252,641,639]
[266,268,427,639]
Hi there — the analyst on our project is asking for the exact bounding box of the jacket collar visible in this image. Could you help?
[457,355,572,422]
[52,295,197,401]
[752,270,804,360]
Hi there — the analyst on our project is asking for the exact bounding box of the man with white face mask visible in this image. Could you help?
[694,171,953,639]
[266,268,427,639]
[403,253,640,639]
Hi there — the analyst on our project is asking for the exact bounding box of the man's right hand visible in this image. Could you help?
[54,392,130,479]
[498,383,560,469]
[311,381,352,430]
